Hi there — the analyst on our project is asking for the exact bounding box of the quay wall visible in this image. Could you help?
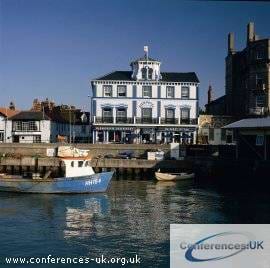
[0,155,269,182]
[0,143,170,158]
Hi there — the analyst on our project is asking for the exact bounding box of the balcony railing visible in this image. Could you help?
[96,117,113,123]
[116,117,133,124]
[136,118,159,124]
[160,118,178,124]
[180,118,198,125]
[93,116,198,125]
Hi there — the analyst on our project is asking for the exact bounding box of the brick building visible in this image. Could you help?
[206,22,270,117]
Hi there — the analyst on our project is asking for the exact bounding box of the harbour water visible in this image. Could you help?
[1,178,270,267]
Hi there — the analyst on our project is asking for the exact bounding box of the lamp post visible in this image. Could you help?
[69,106,72,144]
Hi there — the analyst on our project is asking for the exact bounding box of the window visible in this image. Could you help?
[142,108,152,119]
[13,121,39,132]
[116,108,126,118]
[116,108,127,123]
[117,85,127,97]
[81,125,86,134]
[166,108,175,123]
[78,161,84,167]
[142,68,147,80]
[166,108,175,119]
[103,85,112,97]
[71,161,74,167]
[0,132,4,142]
[148,68,153,79]
[256,95,265,107]
[181,86,190,99]
[102,108,113,123]
[102,108,112,117]
[33,135,41,143]
[256,135,264,146]
[209,128,214,141]
[256,49,265,59]
[221,129,226,141]
[256,74,264,89]
[180,108,190,119]
[226,134,233,144]
[180,108,190,124]
[166,86,175,98]
[142,86,152,98]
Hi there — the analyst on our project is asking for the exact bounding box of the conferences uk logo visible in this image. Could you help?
[170,225,270,268]
[182,232,263,262]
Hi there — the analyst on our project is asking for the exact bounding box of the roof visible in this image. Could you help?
[94,71,199,83]
[9,111,50,121]
[46,110,90,125]
[0,108,20,118]
[223,117,270,129]
[206,95,226,106]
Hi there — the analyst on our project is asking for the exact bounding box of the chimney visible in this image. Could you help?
[247,22,255,44]
[207,85,213,104]
[228,32,235,54]
[9,101,15,110]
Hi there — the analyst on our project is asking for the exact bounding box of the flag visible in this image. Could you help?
[144,46,148,53]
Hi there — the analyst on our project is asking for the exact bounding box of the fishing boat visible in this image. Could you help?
[155,170,194,181]
[0,146,113,194]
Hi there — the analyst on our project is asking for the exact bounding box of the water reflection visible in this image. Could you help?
[64,195,109,239]
[1,180,270,267]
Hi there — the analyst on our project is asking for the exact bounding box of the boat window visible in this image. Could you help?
[71,161,74,167]
[78,161,84,168]
[85,161,89,167]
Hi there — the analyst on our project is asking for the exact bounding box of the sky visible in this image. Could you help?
[0,0,270,111]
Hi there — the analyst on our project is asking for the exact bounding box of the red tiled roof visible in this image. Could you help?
[0,108,20,118]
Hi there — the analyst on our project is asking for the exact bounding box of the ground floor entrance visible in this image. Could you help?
[92,126,197,144]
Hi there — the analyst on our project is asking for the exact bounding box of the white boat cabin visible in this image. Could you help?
[62,158,95,178]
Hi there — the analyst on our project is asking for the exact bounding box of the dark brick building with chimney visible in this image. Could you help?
[206,22,270,117]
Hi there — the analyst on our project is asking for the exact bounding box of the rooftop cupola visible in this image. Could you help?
[130,46,162,81]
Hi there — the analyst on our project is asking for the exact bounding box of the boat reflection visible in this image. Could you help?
[155,181,176,189]
[64,194,109,239]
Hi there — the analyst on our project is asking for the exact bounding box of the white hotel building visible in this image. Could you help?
[91,50,199,144]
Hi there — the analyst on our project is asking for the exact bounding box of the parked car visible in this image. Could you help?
[117,151,134,159]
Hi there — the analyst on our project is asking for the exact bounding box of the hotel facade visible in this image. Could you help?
[90,49,199,144]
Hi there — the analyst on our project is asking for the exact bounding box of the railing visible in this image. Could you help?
[136,118,159,124]
[180,118,198,125]
[95,117,113,123]
[116,117,133,124]
[160,118,178,124]
[93,116,198,125]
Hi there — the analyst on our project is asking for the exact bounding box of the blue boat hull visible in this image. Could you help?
[0,172,114,194]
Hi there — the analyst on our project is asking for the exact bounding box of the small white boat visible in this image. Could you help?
[155,170,195,181]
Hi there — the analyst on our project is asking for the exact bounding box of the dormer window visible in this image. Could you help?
[141,67,153,80]
[148,68,153,79]
[142,68,147,80]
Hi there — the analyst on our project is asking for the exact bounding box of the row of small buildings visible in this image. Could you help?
[1,22,269,147]
[0,100,90,143]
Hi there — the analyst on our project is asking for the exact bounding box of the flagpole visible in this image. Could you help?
[144,45,149,80]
